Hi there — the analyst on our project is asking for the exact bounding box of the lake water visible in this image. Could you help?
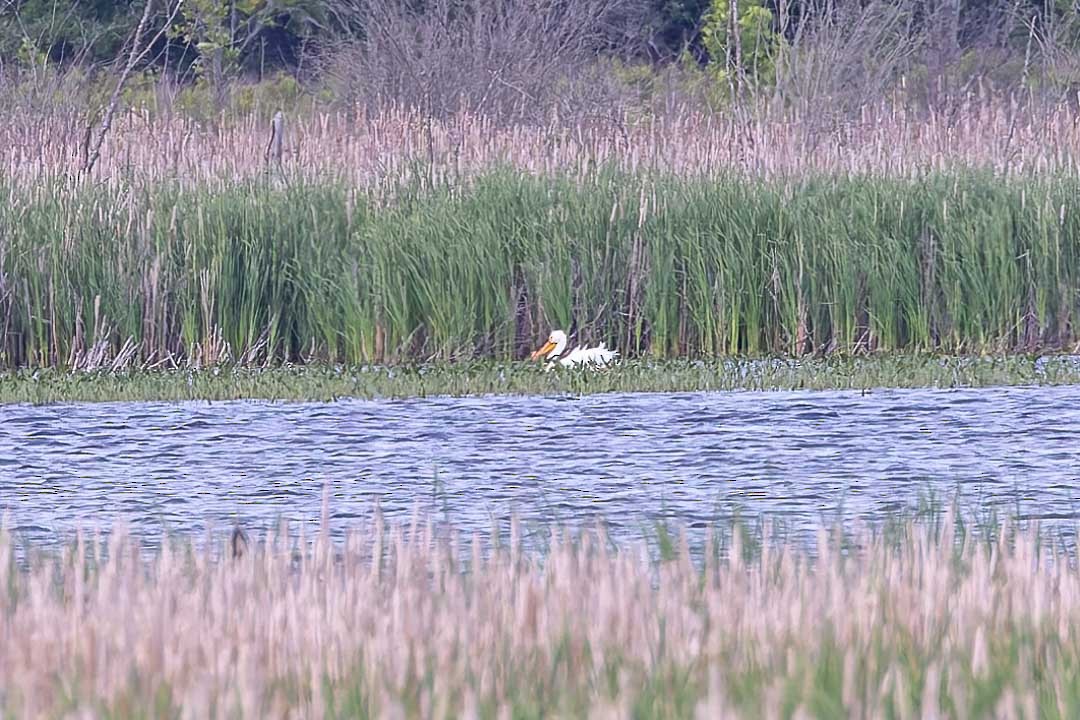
[4,385,1080,549]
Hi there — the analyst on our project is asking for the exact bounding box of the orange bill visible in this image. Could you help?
[530,339,557,360]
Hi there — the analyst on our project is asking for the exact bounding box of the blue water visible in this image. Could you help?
[4,385,1079,548]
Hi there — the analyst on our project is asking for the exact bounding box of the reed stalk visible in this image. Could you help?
[1,511,1077,717]
[3,170,1080,367]
[8,98,1080,188]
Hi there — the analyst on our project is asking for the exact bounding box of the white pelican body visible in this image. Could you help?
[530,330,619,369]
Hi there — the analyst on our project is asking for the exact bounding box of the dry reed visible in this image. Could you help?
[8,96,1080,368]
[1,507,1078,718]
[5,96,1080,189]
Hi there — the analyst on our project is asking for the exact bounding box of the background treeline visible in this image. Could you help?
[7,0,1080,121]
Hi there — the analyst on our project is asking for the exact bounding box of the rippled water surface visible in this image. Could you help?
[4,385,1080,548]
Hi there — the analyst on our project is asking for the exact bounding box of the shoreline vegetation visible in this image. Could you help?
[2,508,1078,717]
[9,6,1080,378]
[5,167,1080,371]
[2,354,1080,404]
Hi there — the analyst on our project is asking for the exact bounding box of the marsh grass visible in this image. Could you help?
[9,98,1080,370]
[2,507,1079,718]
[2,354,1079,404]
[6,170,1080,369]
[8,99,1080,188]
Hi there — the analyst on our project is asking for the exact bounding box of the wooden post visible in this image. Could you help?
[265,110,285,181]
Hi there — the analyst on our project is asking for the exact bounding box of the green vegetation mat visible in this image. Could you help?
[3,355,1078,404]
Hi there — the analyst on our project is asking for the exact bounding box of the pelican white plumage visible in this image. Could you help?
[530,330,619,369]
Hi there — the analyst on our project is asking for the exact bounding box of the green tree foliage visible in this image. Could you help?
[171,0,238,83]
[9,0,1080,104]
[0,0,141,67]
[177,0,328,78]
[701,0,783,91]
[1,0,328,78]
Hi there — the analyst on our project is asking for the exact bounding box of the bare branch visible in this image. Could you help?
[82,0,185,177]
[325,0,648,124]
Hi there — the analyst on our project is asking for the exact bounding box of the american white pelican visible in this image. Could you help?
[530,330,619,368]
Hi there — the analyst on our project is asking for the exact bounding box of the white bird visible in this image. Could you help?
[530,329,619,369]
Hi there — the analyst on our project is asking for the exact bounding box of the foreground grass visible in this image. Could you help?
[2,354,1080,404]
[7,170,1080,369]
[2,509,1078,718]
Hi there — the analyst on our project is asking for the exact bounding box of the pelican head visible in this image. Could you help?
[530,330,568,360]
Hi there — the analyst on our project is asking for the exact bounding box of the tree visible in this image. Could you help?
[0,0,330,80]
[645,0,711,59]
[329,0,649,121]
[701,0,784,95]
[0,0,143,68]
[169,0,328,84]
